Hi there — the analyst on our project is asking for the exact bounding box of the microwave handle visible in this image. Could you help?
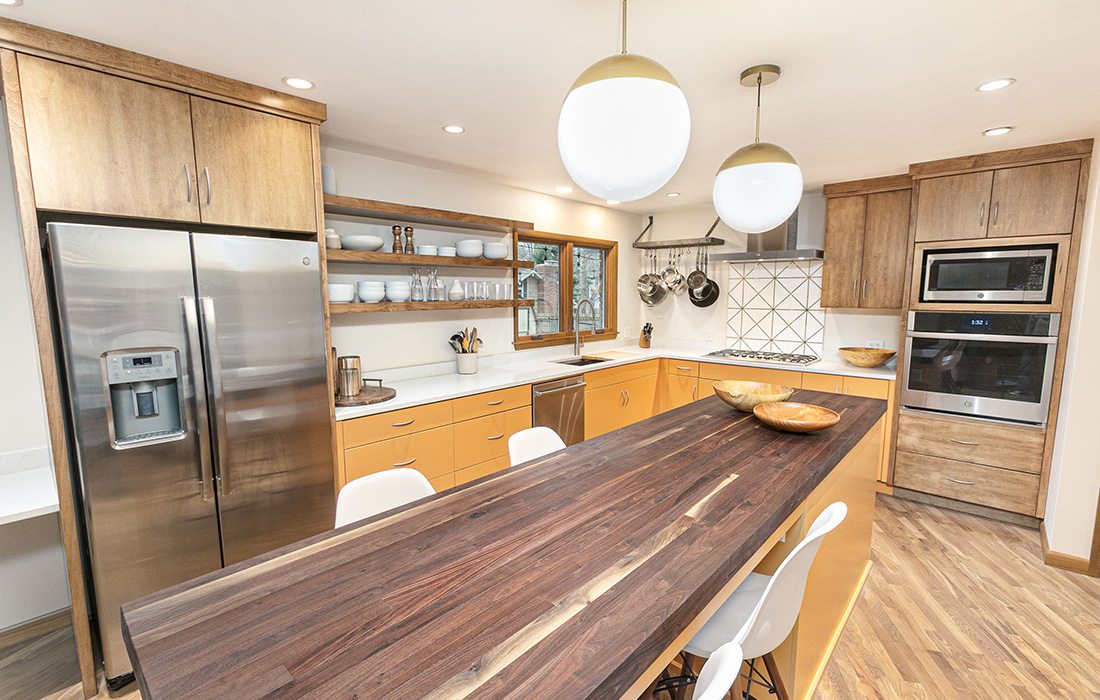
[906,331,1058,344]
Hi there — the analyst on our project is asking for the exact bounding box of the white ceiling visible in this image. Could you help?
[6,0,1100,212]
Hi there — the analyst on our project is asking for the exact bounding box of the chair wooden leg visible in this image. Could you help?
[674,653,700,700]
[761,652,790,700]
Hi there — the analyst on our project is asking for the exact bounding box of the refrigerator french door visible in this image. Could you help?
[48,222,334,685]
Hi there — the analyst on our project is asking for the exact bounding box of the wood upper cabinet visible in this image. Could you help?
[914,171,993,242]
[18,55,200,221]
[986,160,1080,238]
[190,97,317,232]
[821,176,911,309]
[821,196,866,308]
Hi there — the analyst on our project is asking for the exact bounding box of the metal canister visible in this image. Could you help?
[336,355,362,399]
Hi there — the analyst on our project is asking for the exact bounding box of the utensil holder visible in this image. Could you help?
[456,352,478,375]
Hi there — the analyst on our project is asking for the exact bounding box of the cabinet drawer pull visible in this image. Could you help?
[391,419,416,427]
[945,477,975,486]
[487,433,505,441]
[949,439,979,446]
[393,458,417,467]
[675,365,693,372]
[486,399,504,406]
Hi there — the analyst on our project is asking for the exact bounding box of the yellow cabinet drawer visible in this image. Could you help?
[455,455,510,486]
[897,411,1044,474]
[699,363,802,388]
[452,384,531,423]
[584,359,659,390]
[344,425,455,481]
[342,401,453,448]
[894,450,1040,514]
[843,376,891,400]
[429,474,455,493]
[661,358,700,377]
[801,372,844,395]
[453,407,531,469]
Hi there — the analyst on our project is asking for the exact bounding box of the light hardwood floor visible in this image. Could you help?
[4,494,1098,699]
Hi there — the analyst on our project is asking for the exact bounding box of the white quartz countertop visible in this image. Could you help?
[334,344,895,421]
[0,464,58,526]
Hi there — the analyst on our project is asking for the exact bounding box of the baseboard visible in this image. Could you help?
[891,487,1041,529]
[800,559,872,700]
[0,608,70,651]
[875,481,894,495]
[1039,522,1094,576]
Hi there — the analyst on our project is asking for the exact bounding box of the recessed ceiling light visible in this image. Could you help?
[442,124,465,134]
[282,76,314,90]
[605,200,621,205]
[555,185,574,194]
[666,192,681,198]
[977,78,1016,92]
[0,0,24,6]
[983,126,1013,137]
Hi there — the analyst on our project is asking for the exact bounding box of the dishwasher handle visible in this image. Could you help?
[533,381,586,398]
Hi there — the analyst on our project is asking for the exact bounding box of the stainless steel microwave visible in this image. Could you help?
[921,244,1056,303]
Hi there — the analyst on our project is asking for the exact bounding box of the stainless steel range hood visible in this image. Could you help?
[710,210,824,263]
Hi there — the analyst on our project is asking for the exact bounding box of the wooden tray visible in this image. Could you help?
[335,386,397,407]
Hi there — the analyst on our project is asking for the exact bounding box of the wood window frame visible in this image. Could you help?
[513,230,618,350]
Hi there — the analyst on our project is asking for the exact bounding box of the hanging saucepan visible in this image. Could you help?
[661,249,684,292]
[669,249,688,295]
[637,250,653,293]
[690,247,720,308]
[641,252,667,306]
[686,246,707,291]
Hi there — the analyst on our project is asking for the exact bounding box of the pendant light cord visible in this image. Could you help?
[621,0,628,54]
[755,72,762,144]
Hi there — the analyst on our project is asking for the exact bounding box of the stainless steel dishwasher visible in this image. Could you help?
[531,375,585,445]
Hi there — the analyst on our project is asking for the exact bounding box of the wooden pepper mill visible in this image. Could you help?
[404,226,415,254]
[391,225,403,254]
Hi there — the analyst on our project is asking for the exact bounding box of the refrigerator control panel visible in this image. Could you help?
[102,348,185,448]
[105,350,179,384]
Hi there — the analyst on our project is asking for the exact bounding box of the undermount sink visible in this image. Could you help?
[555,356,610,366]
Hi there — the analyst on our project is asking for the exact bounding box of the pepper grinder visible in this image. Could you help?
[391,225,403,254]
[403,226,415,254]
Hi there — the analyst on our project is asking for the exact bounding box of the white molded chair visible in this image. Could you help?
[334,468,435,528]
[507,426,566,466]
[682,501,849,700]
[692,642,744,700]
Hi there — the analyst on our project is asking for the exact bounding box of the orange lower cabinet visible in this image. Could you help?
[584,383,625,439]
[455,456,510,486]
[344,425,455,483]
[453,406,531,469]
[429,474,455,492]
[661,373,699,412]
[621,374,658,427]
[800,371,843,395]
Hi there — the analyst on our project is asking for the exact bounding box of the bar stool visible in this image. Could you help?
[334,468,435,528]
[507,426,566,466]
[692,641,744,700]
[660,502,848,700]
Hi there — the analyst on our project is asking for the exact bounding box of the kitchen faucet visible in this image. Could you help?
[574,298,595,356]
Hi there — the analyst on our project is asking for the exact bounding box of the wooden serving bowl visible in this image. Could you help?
[713,380,795,412]
[838,347,897,368]
[753,402,840,433]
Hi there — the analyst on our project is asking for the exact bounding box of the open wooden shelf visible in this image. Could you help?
[326,249,533,269]
[323,194,534,233]
[329,299,534,314]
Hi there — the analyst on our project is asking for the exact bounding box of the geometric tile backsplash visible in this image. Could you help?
[726,259,825,357]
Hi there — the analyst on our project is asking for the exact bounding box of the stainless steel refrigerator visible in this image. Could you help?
[47,222,335,686]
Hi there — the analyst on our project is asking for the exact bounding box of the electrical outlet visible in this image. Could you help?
[866,339,885,349]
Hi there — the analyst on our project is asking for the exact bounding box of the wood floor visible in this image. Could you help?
[4,494,1098,699]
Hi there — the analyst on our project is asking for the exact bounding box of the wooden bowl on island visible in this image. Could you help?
[838,347,897,368]
[713,380,795,412]
[753,402,840,433]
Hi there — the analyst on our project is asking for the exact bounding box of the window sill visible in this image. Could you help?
[513,330,619,351]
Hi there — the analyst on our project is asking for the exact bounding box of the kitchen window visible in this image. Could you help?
[514,231,618,349]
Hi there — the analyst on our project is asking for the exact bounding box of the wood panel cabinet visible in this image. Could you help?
[821,177,911,309]
[190,97,317,232]
[914,171,993,242]
[896,411,1045,475]
[894,451,1040,514]
[18,55,201,222]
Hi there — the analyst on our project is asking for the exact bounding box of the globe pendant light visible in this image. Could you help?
[713,65,803,234]
[557,0,691,202]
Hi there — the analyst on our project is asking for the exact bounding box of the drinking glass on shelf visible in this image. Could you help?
[410,268,424,302]
[479,281,490,300]
[493,283,504,300]
[464,281,475,300]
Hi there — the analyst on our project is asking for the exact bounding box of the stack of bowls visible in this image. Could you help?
[456,239,484,258]
[356,280,385,303]
[438,246,457,257]
[484,242,508,259]
[384,280,412,302]
[416,245,438,256]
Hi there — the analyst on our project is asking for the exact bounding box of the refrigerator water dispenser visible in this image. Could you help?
[102,348,185,448]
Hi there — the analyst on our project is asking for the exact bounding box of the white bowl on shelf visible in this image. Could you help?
[327,284,355,304]
[356,287,386,303]
[456,239,484,258]
[438,246,457,257]
[386,288,412,302]
[483,242,509,259]
[416,245,438,256]
[340,235,385,251]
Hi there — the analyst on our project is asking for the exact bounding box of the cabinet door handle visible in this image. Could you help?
[203,166,212,205]
[862,280,868,299]
[184,164,193,203]
[393,458,417,467]
[991,201,999,226]
[691,384,697,400]
[487,433,505,441]
[851,280,857,299]
[624,389,630,407]
[949,438,979,446]
[619,389,626,407]
[391,419,415,427]
[486,400,504,406]
[945,477,975,486]
[978,201,986,227]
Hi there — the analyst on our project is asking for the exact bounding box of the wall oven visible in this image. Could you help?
[902,311,1059,425]
[921,244,1056,303]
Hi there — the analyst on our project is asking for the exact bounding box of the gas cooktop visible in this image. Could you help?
[704,349,820,366]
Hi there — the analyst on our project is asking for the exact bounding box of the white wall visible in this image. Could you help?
[640,197,901,359]
[321,146,646,371]
[1045,136,1100,560]
[0,124,71,630]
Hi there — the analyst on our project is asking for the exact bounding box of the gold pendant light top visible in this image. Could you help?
[568,0,680,91]
[739,64,781,87]
[717,141,798,172]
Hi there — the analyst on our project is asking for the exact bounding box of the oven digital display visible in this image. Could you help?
[966,317,992,329]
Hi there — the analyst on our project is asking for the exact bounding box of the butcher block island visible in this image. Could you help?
[121,390,884,700]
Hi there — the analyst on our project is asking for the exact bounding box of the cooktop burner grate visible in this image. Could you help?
[704,349,820,366]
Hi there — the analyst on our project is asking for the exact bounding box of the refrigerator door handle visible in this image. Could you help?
[182,297,215,501]
[199,296,232,496]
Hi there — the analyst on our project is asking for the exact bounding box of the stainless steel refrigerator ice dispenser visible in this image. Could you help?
[102,348,184,447]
